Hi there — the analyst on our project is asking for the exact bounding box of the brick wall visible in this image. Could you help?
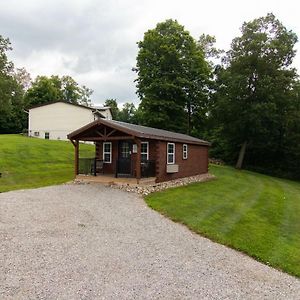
[154,141,209,182]
[95,139,209,182]
[95,140,157,177]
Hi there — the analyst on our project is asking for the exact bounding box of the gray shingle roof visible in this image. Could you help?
[68,119,210,146]
[110,120,210,145]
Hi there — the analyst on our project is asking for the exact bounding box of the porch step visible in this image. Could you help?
[138,177,157,185]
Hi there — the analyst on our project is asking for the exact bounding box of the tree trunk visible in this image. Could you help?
[236,141,247,170]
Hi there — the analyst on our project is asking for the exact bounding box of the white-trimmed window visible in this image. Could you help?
[167,143,175,164]
[141,142,149,162]
[34,131,39,137]
[45,132,49,139]
[103,142,112,163]
[183,144,188,159]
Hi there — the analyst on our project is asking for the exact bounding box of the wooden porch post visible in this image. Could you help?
[135,138,141,182]
[75,140,79,176]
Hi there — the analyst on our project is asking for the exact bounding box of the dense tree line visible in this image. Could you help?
[133,15,300,180]
[0,36,26,133]
[104,99,139,124]
[210,14,300,179]
[1,14,300,180]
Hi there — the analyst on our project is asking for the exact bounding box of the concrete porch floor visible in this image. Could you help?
[75,174,157,186]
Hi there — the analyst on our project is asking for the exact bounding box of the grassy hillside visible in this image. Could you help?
[0,134,94,192]
[146,165,300,277]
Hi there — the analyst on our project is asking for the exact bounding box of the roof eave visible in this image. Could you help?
[133,132,210,146]
[68,121,210,146]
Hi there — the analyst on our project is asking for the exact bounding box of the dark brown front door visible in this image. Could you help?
[117,141,132,176]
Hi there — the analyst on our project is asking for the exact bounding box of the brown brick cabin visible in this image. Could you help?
[67,119,210,183]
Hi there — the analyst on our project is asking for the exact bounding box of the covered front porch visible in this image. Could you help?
[68,119,157,183]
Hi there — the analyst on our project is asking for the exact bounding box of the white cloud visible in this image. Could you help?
[1,0,299,106]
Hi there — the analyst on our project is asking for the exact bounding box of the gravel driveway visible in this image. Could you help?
[0,184,299,299]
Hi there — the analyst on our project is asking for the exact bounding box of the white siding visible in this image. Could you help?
[28,102,106,140]
[99,109,112,120]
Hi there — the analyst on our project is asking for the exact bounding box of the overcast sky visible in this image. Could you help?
[1,0,300,106]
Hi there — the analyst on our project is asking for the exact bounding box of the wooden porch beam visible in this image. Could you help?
[79,136,135,141]
[74,140,79,176]
[95,130,104,137]
[107,129,116,137]
[135,138,141,182]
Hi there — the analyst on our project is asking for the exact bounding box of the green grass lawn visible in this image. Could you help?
[0,134,94,192]
[145,164,300,277]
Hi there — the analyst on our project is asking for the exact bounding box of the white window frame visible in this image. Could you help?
[141,141,149,161]
[183,144,188,159]
[103,142,112,163]
[34,131,39,137]
[167,142,175,164]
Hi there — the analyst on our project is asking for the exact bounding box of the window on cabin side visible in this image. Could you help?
[183,144,188,159]
[103,142,112,163]
[167,143,175,164]
[141,142,149,162]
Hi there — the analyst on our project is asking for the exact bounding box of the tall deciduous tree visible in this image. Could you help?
[134,19,211,134]
[214,13,298,169]
[14,67,31,91]
[282,81,300,179]
[118,102,137,124]
[104,99,119,119]
[79,85,93,107]
[104,98,139,123]
[0,35,26,133]
[25,75,93,107]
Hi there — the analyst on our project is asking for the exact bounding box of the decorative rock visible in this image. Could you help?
[108,173,215,196]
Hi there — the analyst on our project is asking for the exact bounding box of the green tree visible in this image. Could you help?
[25,75,93,107]
[281,81,300,179]
[61,75,80,104]
[104,99,119,119]
[24,75,63,107]
[0,35,26,133]
[118,102,137,123]
[134,19,211,134]
[197,34,224,65]
[0,35,15,123]
[213,13,298,170]
[79,85,93,107]
[14,67,31,91]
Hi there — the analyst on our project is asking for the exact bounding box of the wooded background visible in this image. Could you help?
[1,14,299,179]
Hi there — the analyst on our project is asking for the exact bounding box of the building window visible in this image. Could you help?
[103,142,112,163]
[45,132,49,139]
[141,142,149,162]
[120,142,130,158]
[183,144,188,159]
[167,143,175,164]
[34,131,39,137]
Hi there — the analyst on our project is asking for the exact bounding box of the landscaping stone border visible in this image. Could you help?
[107,173,215,195]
